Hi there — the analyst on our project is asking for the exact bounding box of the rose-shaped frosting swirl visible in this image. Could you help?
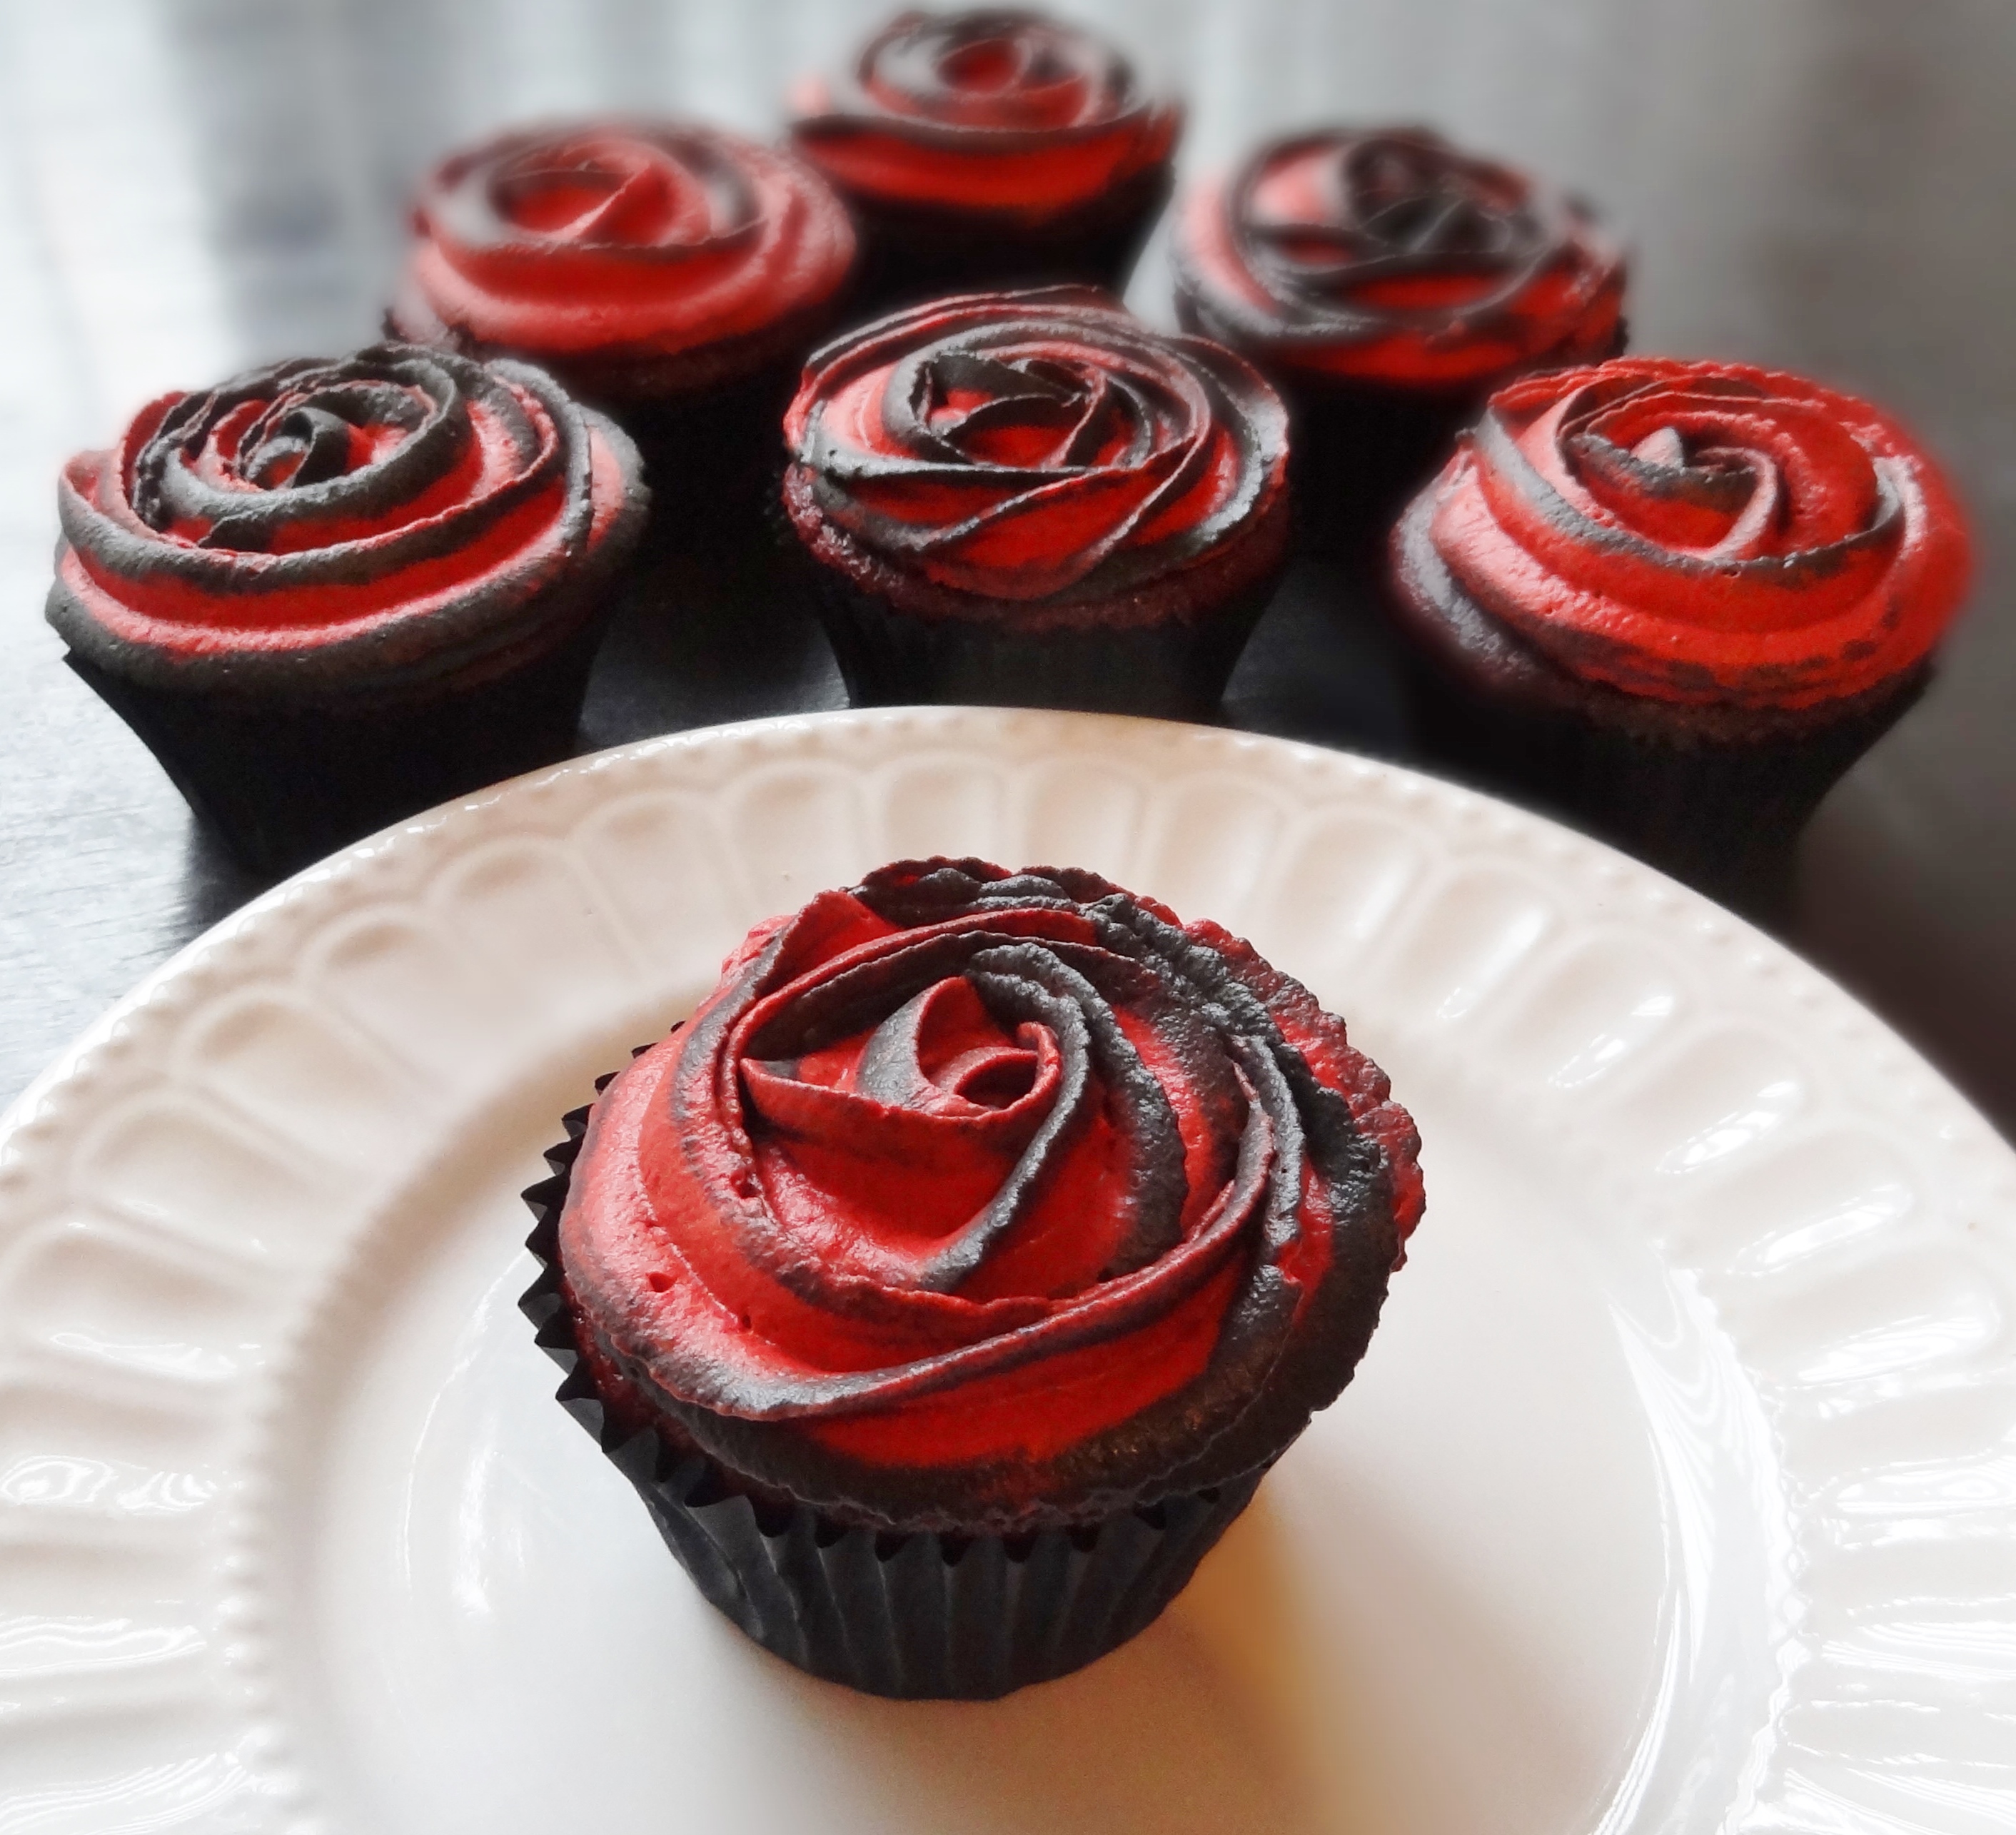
[789,9,1180,216]
[1175,128,1625,388]
[47,343,643,692]
[1401,357,1972,707]
[393,121,855,380]
[560,859,1423,1531]
[783,288,1289,604]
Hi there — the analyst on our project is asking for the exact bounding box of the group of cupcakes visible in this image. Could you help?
[49,4,1972,906]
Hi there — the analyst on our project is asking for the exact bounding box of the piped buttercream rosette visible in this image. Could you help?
[558,859,1423,1534]
[393,121,855,383]
[790,9,1180,217]
[48,342,642,695]
[1406,358,1972,708]
[1176,127,1624,388]
[782,287,1289,610]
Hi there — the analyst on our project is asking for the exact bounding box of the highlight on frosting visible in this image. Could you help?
[1174,127,1625,387]
[1398,357,1972,707]
[782,286,1289,603]
[47,343,641,687]
[559,859,1423,1529]
[789,9,1180,216]
[395,121,855,365]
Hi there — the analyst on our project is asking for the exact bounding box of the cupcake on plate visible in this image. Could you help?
[1174,126,1625,555]
[788,9,1180,313]
[780,286,1290,717]
[1386,357,1972,911]
[390,119,855,518]
[522,856,1424,1699]
[47,343,646,876]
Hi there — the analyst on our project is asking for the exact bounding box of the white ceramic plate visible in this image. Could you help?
[2,707,2012,1835]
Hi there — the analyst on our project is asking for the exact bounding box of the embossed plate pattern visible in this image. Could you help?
[1,708,2011,1835]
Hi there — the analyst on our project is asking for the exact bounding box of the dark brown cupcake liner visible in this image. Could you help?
[796,562,1279,721]
[837,162,1174,320]
[1396,637,1927,920]
[65,601,615,879]
[520,1091,1266,1699]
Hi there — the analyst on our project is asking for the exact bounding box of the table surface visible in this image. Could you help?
[2,0,2011,1139]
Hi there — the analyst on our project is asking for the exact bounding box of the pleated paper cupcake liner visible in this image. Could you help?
[838,163,1174,320]
[520,1090,1266,1699]
[66,601,613,880]
[1398,644,1928,921]
[797,566,1279,722]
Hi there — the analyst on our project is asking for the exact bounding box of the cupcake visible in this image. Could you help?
[788,9,1180,314]
[1173,126,1625,555]
[780,286,1291,717]
[521,857,1424,1699]
[1386,357,1972,911]
[390,119,855,521]
[46,343,646,876]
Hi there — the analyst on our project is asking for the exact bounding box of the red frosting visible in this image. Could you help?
[789,10,1179,218]
[782,288,1288,607]
[1174,128,1624,388]
[1407,358,1972,708]
[47,344,640,691]
[558,860,1423,1531]
[394,121,855,375]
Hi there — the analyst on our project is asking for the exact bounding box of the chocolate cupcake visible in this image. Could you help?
[1173,127,1625,555]
[390,120,855,523]
[47,343,646,876]
[789,9,1180,314]
[780,286,1290,717]
[522,857,1424,1698]
[1386,357,1972,912]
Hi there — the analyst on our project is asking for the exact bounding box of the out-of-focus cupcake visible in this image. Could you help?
[1386,356,1972,912]
[789,9,1179,313]
[523,856,1425,1698]
[1174,127,1625,555]
[46,343,646,876]
[390,120,855,523]
[778,285,1290,718]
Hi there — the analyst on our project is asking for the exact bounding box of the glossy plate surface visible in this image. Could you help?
[1,707,2012,1835]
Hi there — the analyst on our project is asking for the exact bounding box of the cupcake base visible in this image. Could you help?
[802,565,1279,721]
[66,607,611,879]
[837,163,1174,319]
[520,1100,1266,1700]
[1386,494,1927,918]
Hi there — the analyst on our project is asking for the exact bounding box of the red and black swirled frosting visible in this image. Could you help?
[559,859,1423,1533]
[1395,358,1972,709]
[47,343,643,692]
[1175,128,1625,389]
[789,9,1179,218]
[392,121,855,389]
[782,288,1289,609]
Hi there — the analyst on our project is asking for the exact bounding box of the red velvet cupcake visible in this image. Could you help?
[522,857,1423,1698]
[789,9,1180,313]
[390,119,855,519]
[1386,357,1972,911]
[46,343,645,875]
[780,286,1290,717]
[1174,127,1625,554]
